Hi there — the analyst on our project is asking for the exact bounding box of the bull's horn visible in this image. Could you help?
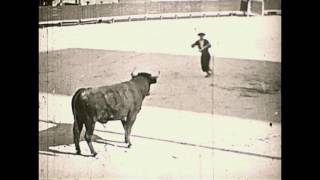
[131,67,138,77]
[152,71,160,78]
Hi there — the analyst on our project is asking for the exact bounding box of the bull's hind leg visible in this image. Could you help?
[73,120,83,155]
[85,121,97,157]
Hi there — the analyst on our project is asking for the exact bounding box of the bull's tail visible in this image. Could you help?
[71,88,86,118]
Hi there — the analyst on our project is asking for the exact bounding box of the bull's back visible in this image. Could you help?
[81,82,143,121]
[99,82,143,114]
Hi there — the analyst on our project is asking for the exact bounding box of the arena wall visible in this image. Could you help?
[264,0,281,10]
[39,0,280,22]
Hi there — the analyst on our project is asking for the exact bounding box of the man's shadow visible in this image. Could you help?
[39,120,128,157]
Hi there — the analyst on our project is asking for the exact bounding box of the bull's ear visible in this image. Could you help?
[149,76,158,84]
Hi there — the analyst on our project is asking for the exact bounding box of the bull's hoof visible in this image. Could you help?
[76,150,81,155]
[92,152,98,157]
[127,143,132,148]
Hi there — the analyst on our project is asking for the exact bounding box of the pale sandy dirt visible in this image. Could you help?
[39,94,281,180]
[39,16,281,62]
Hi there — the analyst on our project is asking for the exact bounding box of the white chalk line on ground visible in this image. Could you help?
[39,92,281,159]
[40,119,280,160]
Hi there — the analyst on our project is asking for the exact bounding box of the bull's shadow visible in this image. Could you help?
[39,120,128,157]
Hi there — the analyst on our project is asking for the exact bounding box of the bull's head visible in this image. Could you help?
[131,69,160,96]
[131,68,160,84]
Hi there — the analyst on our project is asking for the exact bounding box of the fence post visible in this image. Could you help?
[261,0,265,15]
[247,0,252,16]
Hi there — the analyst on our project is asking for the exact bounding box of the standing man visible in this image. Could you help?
[191,33,213,77]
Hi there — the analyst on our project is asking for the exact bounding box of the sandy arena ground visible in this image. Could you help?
[39,16,281,180]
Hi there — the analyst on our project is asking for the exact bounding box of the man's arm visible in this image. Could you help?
[191,41,199,48]
[202,43,211,50]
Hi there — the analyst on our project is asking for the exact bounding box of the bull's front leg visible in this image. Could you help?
[121,120,129,144]
[84,121,97,157]
[123,113,137,148]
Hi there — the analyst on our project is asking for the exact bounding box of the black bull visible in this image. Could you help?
[71,72,159,156]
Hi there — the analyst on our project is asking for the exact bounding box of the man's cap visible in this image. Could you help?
[198,32,206,36]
